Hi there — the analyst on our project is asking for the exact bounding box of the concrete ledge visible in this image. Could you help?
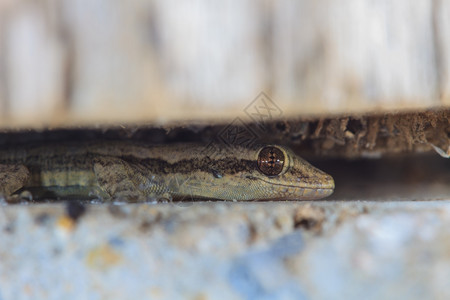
[1,201,449,299]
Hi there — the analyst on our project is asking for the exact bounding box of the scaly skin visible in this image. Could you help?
[0,142,334,201]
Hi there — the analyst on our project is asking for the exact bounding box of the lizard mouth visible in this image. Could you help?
[259,179,335,200]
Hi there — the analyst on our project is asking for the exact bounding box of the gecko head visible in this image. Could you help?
[244,145,334,200]
[184,143,334,201]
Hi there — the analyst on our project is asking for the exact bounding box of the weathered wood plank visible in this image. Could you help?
[272,0,441,111]
[436,0,450,101]
[0,0,448,127]
[5,2,65,121]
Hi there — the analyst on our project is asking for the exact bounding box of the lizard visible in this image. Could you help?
[0,141,334,201]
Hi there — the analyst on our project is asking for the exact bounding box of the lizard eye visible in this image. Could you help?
[257,146,285,176]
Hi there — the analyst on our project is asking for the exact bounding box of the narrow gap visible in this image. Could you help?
[0,109,449,203]
[311,154,450,201]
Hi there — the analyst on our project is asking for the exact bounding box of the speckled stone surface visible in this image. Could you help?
[0,201,449,300]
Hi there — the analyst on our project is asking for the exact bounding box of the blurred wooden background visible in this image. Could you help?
[0,0,449,128]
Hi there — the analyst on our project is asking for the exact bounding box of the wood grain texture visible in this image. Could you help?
[0,0,448,128]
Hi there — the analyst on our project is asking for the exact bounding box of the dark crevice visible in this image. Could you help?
[311,153,450,201]
[0,111,449,203]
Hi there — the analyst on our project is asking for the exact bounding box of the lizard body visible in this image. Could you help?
[0,142,334,201]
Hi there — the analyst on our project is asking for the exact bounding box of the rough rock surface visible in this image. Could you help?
[1,201,449,300]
